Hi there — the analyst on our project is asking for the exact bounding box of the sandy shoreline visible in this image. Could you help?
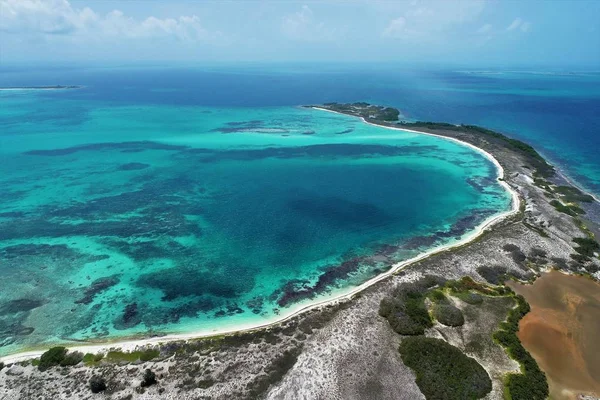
[0,108,522,365]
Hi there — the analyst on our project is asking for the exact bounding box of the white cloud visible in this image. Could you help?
[381,0,487,41]
[0,0,216,42]
[281,5,336,41]
[382,17,406,38]
[506,17,531,33]
[506,17,522,31]
[520,21,531,33]
[477,23,492,34]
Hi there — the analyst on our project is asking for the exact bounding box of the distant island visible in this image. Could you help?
[0,85,82,90]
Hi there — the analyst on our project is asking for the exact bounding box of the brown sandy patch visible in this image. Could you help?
[507,271,600,400]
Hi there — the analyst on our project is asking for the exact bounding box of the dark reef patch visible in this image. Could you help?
[114,303,141,330]
[75,275,120,305]
[401,235,440,250]
[0,243,77,259]
[334,128,354,135]
[0,176,205,241]
[246,296,265,314]
[45,176,199,217]
[0,299,44,346]
[0,299,44,316]
[117,162,150,171]
[214,303,244,318]
[24,141,187,156]
[103,239,193,262]
[466,176,495,193]
[0,211,26,218]
[0,213,199,241]
[137,263,251,302]
[275,256,371,308]
[401,210,493,251]
[211,120,265,133]
[177,143,440,163]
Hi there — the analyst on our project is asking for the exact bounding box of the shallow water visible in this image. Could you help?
[0,88,511,355]
[508,272,600,400]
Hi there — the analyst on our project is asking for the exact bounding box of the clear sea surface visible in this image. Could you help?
[0,64,596,355]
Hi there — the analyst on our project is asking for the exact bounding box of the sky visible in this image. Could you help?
[0,0,599,67]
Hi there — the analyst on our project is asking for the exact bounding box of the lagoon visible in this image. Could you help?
[0,85,512,356]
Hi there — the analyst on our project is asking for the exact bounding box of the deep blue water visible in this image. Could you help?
[1,64,599,196]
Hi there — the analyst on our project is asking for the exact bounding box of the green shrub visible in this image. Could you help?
[446,276,498,296]
[493,295,548,399]
[38,346,67,371]
[141,369,157,387]
[83,352,104,365]
[427,289,449,304]
[399,336,492,399]
[60,351,83,366]
[433,304,465,327]
[572,237,600,257]
[554,186,594,203]
[198,378,215,389]
[379,297,431,335]
[550,200,585,216]
[89,375,106,393]
[455,291,484,305]
[140,349,160,362]
[477,265,508,285]
[379,278,440,335]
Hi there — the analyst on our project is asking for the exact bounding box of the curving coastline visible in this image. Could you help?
[0,106,521,365]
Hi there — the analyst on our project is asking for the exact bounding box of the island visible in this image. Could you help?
[0,85,82,90]
[1,103,599,400]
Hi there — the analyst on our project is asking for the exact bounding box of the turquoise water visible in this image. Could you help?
[0,89,511,356]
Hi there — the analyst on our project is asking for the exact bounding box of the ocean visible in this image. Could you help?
[0,64,596,355]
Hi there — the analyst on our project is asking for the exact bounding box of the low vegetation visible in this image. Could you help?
[493,294,549,399]
[89,375,107,393]
[38,346,68,371]
[427,289,465,327]
[399,336,492,400]
[141,369,157,387]
[105,348,159,363]
[446,276,506,296]
[550,199,585,216]
[553,185,594,203]
[83,352,104,365]
[572,237,600,258]
[378,276,445,335]
[321,102,400,121]
[433,304,465,327]
[454,291,484,305]
[477,265,509,285]
[246,348,301,398]
[380,276,548,399]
